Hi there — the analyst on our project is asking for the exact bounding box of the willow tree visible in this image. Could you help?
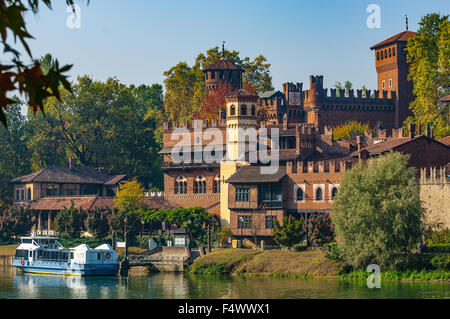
[331,152,423,270]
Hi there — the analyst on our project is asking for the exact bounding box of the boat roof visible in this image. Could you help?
[22,236,59,240]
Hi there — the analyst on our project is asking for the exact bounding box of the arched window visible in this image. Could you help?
[21,189,25,201]
[392,47,395,56]
[331,187,338,200]
[297,188,304,201]
[315,188,323,201]
[175,176,187,194]
[230,105,236,116]
[376,52,379,60]
[251,105,256,116]
[27,188,31,201]
[194,176,207,194]
[213,176,220,193]
[240,104,247,116]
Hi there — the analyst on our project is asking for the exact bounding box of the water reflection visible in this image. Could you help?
[1,266,448,299]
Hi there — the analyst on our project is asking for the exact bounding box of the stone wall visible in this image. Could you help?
[420,167,450,229]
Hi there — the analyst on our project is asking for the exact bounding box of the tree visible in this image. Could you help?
[0,0,81,127]
[406,13,449,138]
[163,46,274,123]
[331,152,423,270]
[305,213,334,246]
[0,98,31,202]
[54,203,86,238]
[85,207,110,238]
[334,80,353,97]
[163,62,205,124]
[114,179,145,213]
[0,206,34,240]
[44,75,163,188]
[201,82,234,121]
[272,215,304,250]
[333,120,370,139]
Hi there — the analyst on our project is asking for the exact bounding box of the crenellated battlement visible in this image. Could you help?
[420,166,449,185]
[286,159,354,174]
[163,119,227,131]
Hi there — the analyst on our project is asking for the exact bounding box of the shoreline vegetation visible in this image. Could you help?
[2,244,449,282]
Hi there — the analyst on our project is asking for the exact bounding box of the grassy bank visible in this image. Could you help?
[190,248,342,278]
[189,248,450,282]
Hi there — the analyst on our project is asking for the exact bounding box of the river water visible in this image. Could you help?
[0,265,448,299]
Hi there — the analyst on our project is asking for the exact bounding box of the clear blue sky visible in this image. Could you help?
[22,0,449,92]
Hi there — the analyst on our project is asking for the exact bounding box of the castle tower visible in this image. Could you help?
[219,89,258,228]
[224,89,259,161]
[203,43,244,92]
[370,30,415,128]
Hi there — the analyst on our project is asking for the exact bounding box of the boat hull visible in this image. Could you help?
[12,260,119,277]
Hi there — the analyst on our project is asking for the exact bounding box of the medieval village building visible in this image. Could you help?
[160,29,450,243]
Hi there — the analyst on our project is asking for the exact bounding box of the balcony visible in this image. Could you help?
[228,200,283,210]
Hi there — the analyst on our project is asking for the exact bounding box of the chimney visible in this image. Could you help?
[69,157,74,170]
[283,113,288,131]
[408,123,415,139]
[357,136,363,160]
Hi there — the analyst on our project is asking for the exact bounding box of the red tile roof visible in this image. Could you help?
[438,136,450,146]
[30,196,173,211]
[370,31,416,50]
[203,58,243,71]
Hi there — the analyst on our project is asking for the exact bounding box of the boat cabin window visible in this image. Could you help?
[97,253,101,260]
[15,249,28,259]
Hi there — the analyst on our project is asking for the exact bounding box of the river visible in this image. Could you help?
[0,265,448,299]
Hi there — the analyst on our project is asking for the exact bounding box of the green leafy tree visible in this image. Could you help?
[333,120,370,139]
[54,204,86,238]
[44,75,163,188]
[331,151,423,270]
[406,13,449,138]
[0,206,34,240]
[85,208,110,238]
[272,215,305,250]
[163,46,274,123]
[0,99,31,201]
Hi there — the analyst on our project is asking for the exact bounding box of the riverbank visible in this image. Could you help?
[189,248,450,282]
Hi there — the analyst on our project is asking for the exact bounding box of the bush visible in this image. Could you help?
[272,215,305,250]
[324,242,342,261]
[430,255,450,270]
[423,243,450,253]
[305,213,334,246]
